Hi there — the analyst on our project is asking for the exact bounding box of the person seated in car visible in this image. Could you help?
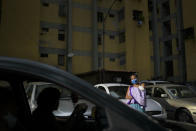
[32,87,60,131]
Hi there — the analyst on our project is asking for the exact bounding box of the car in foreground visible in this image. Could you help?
[1,57,196,131]
[0,57,169,131]
[146,84,196,123]
[95,83,167,119]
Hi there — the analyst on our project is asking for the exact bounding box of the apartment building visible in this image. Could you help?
[0,0,195,82]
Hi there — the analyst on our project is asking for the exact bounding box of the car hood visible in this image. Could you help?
[173,97,196,109]
[119,99,162,111]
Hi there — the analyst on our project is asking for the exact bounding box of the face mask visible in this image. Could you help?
[3,112,17,128]
[131,79,137,84]
[139,86,144,91]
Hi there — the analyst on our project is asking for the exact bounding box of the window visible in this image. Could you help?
[58,55,65,66]
[153,87,167,98]
[109,35,115,39]
[120,58,125,65]
[109,13,115,18]
[26,85,34,99]
[165,61,174,77]
[183,27,195,40]
[148,0,153,12]
[59,4,66,17]
[98,33,102,45]
[118,8,124,21]
[109,58,115,62]
[97,12,103,22]
[98,86,106,93]
[40,53,48,57]
[109,86,128,99]
[133,10,143,21]
[146,87,153,96]
[149,20,152,31]
[58,29,65,41]
[41,27,49,32]
[35,84,71,100]
[42,3,49,7]
[119,32,125,43]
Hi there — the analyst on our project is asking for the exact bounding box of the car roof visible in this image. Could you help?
[141,80,169,83]
[146,84,185,88]
[95,83,129,87]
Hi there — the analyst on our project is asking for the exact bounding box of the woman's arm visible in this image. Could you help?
[125,86,132,99]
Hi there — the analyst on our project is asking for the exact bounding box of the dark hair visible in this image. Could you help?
[37,87,60,109]
[130,73,138,78]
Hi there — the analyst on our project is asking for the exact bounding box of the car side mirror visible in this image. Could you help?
[161,94,168,98]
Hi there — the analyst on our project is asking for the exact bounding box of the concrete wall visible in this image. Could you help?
[0,0,40,61]
[182,0,196,82]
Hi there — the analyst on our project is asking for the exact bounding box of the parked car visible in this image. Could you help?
[146,84,196,123]
[141,80,171,86]
[95,83,167,119]
[25,82,95,118]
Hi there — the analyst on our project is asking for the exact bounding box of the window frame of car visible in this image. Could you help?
[97,86,108,94]
[146,86,153,97]
[153,87,170,99]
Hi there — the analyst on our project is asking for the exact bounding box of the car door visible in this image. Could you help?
[152,87,176,119]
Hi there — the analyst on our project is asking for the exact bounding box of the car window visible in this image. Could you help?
[167,86,196,98]
[108,86,128,99]
[35,84,71,100]
[26,85,33,99]
[146,87,153,96]
[153,87,167,98]
[144,82,154,86]
[31,82,108,131]
[98,86,107,93]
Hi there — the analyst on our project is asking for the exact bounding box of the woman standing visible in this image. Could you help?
[127,82,145,112]
[125,74,145,112]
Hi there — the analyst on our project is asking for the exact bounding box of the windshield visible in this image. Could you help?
[35,84,71,100]
[167,86,196,98]
[108,86,128,99]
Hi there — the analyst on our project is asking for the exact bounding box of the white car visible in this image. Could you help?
[25,82,95,118]
[95,83,167,119]
[141,80,171,86]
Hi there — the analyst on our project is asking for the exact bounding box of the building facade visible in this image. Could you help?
[0,0,195,82]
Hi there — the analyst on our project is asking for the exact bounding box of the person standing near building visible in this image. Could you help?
[125,74,145,112]
[125,74,137,100]
[138,82,146,112]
